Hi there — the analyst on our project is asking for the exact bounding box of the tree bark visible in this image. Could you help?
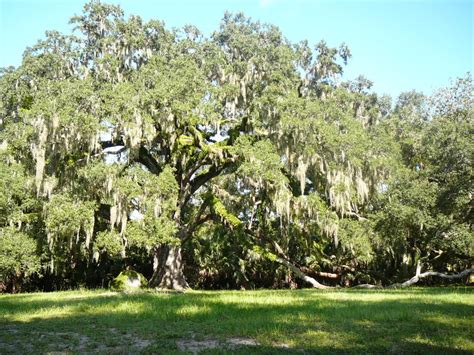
[274,256,330,289]
[149,245,189,291]
[388,267,474,288]
[281,259,473,290]
[300,267,340,279]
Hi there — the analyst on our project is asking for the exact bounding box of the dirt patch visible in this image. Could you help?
[177,339,220,353]
[227,337,259,346]
[176,336,259,353]
[107,327,153,350]
[274,341,290,348]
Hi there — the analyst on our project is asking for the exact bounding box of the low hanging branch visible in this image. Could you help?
[300,267,340,279]
[388,262,474,289]
[301,267,474,290]
[274,256,330,289]
[337,263,474,290]
[242,227,331,289]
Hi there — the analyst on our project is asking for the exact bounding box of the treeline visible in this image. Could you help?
[0,1,472,293]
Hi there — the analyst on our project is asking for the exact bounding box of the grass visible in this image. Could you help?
[0,287,473,354]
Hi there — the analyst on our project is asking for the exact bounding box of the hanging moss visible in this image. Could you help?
[32,118,48,195]
[210,195,242,228]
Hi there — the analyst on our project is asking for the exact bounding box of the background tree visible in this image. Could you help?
[371,75,473,282]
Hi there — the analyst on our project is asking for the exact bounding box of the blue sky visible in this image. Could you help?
[0,0,472,99]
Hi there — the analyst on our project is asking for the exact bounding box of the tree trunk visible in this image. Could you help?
[149,245,189,290]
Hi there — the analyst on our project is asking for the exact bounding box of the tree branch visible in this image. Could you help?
[182,155,211,187]
[103,146,127,155]
[138,146,161,175]
[182,199,212,242]
[243,226,330,289]
[392,267,474,288]
[100,139,125,149]
[189,161,233,195]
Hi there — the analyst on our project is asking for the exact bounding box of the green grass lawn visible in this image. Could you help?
[0,287,473,354]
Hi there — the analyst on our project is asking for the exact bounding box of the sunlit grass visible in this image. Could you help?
[0,287,473,353]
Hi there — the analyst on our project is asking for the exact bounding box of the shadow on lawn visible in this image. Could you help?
[1,288,473,354]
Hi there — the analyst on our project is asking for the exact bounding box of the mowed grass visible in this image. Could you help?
[0,287,473,354]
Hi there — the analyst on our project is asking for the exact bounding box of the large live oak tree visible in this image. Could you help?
[1,1,471,291]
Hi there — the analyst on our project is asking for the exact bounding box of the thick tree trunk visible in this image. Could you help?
[149,245,189,290]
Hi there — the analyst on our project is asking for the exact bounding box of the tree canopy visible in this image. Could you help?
[0,1,472,292]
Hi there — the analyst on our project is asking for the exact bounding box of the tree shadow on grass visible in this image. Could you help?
[0,288,472,354]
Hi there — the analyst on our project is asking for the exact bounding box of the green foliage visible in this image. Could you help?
[210,195,242,228]
[370,75,473,280]
[121,165,180,249]
[93,230,122,256]
[252,245,277,262]
[0,160,36,226]
[338,219,373,264]
[125,218,179,250]
[44,194,96,246]
[0,227,40,288]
